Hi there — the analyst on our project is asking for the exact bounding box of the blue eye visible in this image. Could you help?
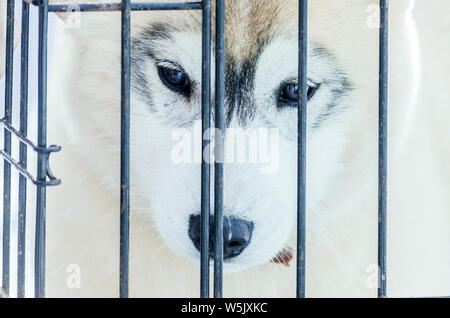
[282,83,299,100]
[157,66,191,96]
[278,82,320,107]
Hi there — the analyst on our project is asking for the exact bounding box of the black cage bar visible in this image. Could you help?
[378,0,388,299]
[214,0,225,299]
[2,0,15,298]
[296,0,307,299]
[119,0,131,299]
[0,0,407,299]
[1,0,62,299]
[17,0,30,299]
[35,0,49,298]
[200,0,211,299]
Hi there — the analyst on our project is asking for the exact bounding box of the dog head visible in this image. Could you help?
[56,0,418,270]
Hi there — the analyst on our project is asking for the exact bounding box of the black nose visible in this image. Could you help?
[189,215,254,259]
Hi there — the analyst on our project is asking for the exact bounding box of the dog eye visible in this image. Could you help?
[157,66,191,97]
[278,81,320,107]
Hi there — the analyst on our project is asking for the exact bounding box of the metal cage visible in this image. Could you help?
[0,0,390,298]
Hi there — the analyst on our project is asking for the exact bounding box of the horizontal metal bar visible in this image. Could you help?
[28,1,202,12]
[0,118,61,154]
[0,150,61,186]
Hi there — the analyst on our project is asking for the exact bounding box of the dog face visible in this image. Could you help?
[128,0,362,270]
[60,0,416,271]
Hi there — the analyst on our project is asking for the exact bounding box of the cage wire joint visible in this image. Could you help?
[0,120,61,186]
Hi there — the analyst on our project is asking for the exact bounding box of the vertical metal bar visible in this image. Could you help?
[2,0,15,298]
[35,0,49,298]
[17,0,30,299]
[378,0,388,299]
[200,0,211,299]
[214,0,225,299]
[296,0,307,299]
[120,0,131,299]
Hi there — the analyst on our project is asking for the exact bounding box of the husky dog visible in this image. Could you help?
[41,0,450,297]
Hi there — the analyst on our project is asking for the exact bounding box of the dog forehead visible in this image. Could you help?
[222,0,292,62]
[128,0,378,80]
[131,0,295,60]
